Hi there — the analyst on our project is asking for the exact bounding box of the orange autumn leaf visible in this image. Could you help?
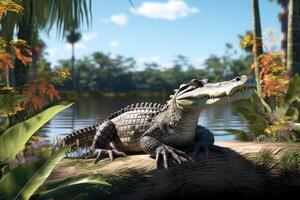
[258,53,288,98]
[0,51,13,70]
[12,46,32,65]
[20,79,60,110]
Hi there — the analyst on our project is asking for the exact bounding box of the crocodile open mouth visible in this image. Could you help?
[186,86,255,101]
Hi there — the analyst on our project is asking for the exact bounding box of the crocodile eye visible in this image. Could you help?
[235,77,241,81]
[190,79,203,87]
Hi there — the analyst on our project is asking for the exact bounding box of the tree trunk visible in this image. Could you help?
[5,65,10,87]
[287,0,300,76]
[71,43,76,90]
[253,0,263,96]
[31,44,38,80]
[14,0,33,88]
[279,0,289,61]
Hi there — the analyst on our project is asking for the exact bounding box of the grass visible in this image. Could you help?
[279,150,300,174]
[251,148,276,169]
[251,148,300,175]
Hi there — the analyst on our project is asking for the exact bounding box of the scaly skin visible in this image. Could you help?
[63,76,256,168]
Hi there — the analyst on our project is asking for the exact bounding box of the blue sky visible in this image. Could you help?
[42,0,281,69]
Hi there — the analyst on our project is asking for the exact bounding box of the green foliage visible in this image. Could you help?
[226,91,268,140]
[54,49,253,93]
[227,76,300,142]
[0,103,72,162]
[0,92,27,116]
[252,149,276,168]
[239,31,254,52]
[279,150,300,173]
[0,117,9,136]
[37,174,110,196]
[0,146,70,200]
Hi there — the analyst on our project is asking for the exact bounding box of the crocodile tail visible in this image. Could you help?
[63,124,99,147]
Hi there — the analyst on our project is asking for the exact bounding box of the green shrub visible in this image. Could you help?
[252,149,276,168]
[279,150,300,173]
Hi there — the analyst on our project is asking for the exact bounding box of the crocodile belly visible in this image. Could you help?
[112,111,153,153]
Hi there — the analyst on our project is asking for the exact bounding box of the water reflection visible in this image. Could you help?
[39,97,250,142]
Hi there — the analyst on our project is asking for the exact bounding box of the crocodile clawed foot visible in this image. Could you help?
[155,145,192,169]
[188,142,225,160]
[93,148,126,164]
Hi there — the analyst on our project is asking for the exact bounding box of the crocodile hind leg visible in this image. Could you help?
[140,127,191,169]
[92,120,126,163]
[186,125,223,159]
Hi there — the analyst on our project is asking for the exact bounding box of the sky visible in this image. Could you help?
[42,0,281,69]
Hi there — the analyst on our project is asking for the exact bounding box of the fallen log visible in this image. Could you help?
[36,142,300,199]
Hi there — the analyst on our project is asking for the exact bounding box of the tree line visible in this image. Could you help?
[46,45,253,93]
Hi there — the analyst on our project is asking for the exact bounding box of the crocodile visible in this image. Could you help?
[63,76,256,168]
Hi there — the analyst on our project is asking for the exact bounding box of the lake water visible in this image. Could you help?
[39,97,250,142]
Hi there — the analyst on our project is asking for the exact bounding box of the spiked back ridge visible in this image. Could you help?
[63,102,168,146]
[106,102,167,120]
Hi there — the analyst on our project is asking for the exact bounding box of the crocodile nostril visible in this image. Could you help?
[235,77,241,81]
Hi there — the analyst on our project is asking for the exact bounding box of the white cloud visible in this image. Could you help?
[131,0,199,20]
[109,40,120,48]
[137,56,161,64]
[82,32,98,41]
[110,14,128,26]
[65,42,87,51]
[45,47,59,57]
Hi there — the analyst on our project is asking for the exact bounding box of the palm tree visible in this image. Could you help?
[253,0,263,96]
[270,0,289,60]
[0,0,92,88]
[287,0,300,76]
[278,0,289,61]
[66,29,82,90]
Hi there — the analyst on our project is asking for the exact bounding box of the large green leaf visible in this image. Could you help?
[36,174,110,196]
[235,106,267,137]
[0,103,73,161]
[285,74,300,101]
[0,146,70,200]
[0,157,48,198]
[0,117,9,136]
[275,97,300,120]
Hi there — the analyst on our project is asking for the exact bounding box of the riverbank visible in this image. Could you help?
[34,142,300,199]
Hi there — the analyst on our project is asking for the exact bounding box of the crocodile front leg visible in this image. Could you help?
[92,120,126,163]
[140,127,190,169]
[187,125,224,159]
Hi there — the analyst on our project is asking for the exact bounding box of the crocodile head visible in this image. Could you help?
[172,75,256,108]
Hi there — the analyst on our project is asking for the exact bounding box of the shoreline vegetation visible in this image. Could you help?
[59,90,170,99]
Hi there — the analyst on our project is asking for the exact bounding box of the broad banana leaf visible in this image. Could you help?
[275,97,300,120]
[0,117,9,136]
[285,74,300,101]
[0,146,70,200]
[0,103,73,161]
[36,174,110,196]
[235,106,267,137]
